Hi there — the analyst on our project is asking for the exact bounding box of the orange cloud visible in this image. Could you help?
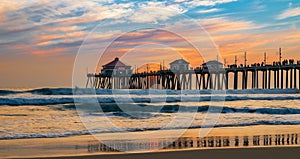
[37,31,86,41]
[44,26,79,32]
[31,48,67,56]
[35,31,87,46]
[283,30,300,44]
[36,41,52,46]
[151,31,183,41]
[200,17,261,34]
[89,31,122,40]
[37,34,64,41]
[60,17,88,25]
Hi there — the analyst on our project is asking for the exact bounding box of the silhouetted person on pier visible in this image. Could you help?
[275,61,281,66]
[283,59,289,65]
[289,59,294,65]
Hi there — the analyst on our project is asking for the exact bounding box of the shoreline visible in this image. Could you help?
[1,125,300,158]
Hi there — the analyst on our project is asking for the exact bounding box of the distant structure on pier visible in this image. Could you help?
[101,57,132,76]
[202,60,223,71]
[170,59,189,71]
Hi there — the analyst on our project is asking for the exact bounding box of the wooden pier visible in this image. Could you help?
[86,63,300,90]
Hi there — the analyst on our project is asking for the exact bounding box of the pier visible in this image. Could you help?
[86,57,300,90]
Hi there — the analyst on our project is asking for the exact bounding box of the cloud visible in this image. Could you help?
[88,30,122,40]
[197,8,222,14]
[277,7,300,20]
[0,0,32,22]
[0,0,299,61]
[129,1,186,23]
[36,31,86,42]
[251,0,266,11]
[1,0,133,27]
[2,1,185,26]
[200,17,261,34]
[181,0,237,7]
[44,26,79,32]
[31,47,67,56]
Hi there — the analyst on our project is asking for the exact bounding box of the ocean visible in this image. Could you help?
[1,88,300,140]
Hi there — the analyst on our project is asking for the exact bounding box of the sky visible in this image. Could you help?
[0,0,300,88]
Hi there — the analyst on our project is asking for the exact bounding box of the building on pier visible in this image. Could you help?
[170,59,189,72]
[202,60,223,71]
[101,57,132,76]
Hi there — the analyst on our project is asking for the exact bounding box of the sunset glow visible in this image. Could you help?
[1,0,300,88]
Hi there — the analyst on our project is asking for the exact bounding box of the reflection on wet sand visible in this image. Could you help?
[87,133,299,153]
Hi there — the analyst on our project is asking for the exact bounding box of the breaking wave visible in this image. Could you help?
[1,120,300,140]
[1,95,300,106]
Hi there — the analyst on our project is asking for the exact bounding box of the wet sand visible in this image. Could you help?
[43,147,300,159]
[1,125,300,158]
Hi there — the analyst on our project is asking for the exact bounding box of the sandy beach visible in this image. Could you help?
[1,125,300,158]
[43,147,300,159]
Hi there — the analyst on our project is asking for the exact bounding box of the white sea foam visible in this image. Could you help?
[1,93,300,106]
[1,119,300,140]
[0,88,299,96]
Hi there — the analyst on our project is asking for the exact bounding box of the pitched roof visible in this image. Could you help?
[202,60,223,66]
[170,59,190,65]
[103,57,129,67]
